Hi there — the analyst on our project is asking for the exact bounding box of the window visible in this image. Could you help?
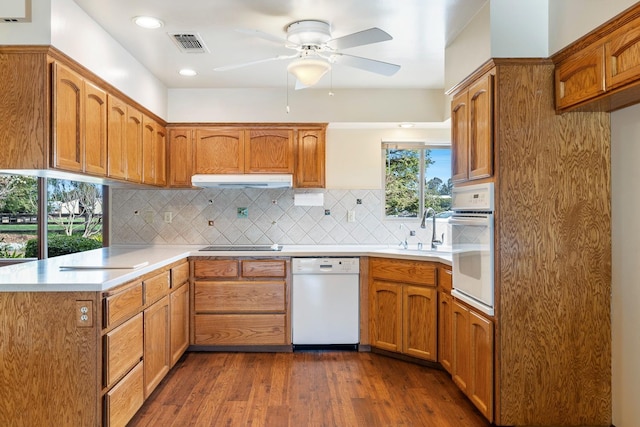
[383,142,452,219]
[0,174,105,260]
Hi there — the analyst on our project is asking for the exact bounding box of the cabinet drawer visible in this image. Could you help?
[104,282,143,327]
[171,261,189,287]
[439,267,453,292]
[104,313,143,388]
[241,259,286,278]
[194,314,287,345]
[370,258,436,286]
[194,281,285,312]
[193,259,239,278]
[144,271,170,304]
[104,361,144,427]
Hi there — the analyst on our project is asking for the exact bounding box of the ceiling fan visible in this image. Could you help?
[214,20,401,88]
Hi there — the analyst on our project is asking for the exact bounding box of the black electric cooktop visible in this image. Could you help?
[199,245,282,252]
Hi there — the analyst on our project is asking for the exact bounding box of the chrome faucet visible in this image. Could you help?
[421,207,443,249]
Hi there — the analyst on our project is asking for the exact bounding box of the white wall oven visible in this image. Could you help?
[449,182,495,316]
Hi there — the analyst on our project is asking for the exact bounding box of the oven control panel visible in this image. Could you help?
[451,182,494,211]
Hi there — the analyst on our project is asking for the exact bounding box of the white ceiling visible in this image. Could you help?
[72,0,486,91]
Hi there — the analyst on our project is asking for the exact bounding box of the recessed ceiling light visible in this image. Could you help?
[399,122,415,128]
[132,16,164,29]
[179,68,197,77]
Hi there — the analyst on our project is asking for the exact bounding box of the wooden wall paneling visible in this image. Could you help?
[0,51,48,169]
[0,291,100,426]
[494,61,611,425]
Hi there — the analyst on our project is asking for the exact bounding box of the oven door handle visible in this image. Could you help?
[449,216,492,226]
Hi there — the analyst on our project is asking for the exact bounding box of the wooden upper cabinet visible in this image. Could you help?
[141,115,166,186]
[194,128,245,174]
[605,17,640,91]
[295,128,325,188]
[555,44,605,110]
[107,95,128,180]
[245,129,294,173]
[52,62,84,173]
[168,128,194,187]
[126,106,143,183]
[83,81,108,176]
[451,90,469,183]
[468,72,493,180]
[450,69,494,183]
[52,62,107,176]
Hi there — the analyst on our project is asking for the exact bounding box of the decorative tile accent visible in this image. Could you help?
[110,188,451,247]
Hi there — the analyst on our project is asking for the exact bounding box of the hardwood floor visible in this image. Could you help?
[128,351,491,427]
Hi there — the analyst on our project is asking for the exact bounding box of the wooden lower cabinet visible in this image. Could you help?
[191,257,290,348]
[369,258,438,362]
[104,361,145,427]
[170,281,190,366]
[143,294,171,398]
[452,300,494,422]
[438,291,453,374]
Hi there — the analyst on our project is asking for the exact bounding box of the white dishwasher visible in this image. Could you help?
[291,257,360,350]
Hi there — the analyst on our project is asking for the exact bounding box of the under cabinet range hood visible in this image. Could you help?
[191,174,293,189]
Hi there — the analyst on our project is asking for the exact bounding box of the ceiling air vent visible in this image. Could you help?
[168,33,209,53]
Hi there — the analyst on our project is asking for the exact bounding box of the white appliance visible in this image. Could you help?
[449,183,495,316]
[291,257,360,349]
[191,174,292,189]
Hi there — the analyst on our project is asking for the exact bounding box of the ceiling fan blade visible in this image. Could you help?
[214,54,296,71]
[327,27,392,50]
[332,53,401,76]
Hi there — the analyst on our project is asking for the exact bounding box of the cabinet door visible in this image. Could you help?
[295,128,325,188]
[104,361,144,427]
[402,285,437,361]
[107,95,127,179]
[168,128,193,187]
[438,291,453,373]
[605,19,640,91]
[52,62,84,172]
[83,80,108,176]
[143,295,170,398]
[555,44,606,110]
[126,107,143,183]
[141,116,156,185]
[452,300,470,393]
[170,282,189,367]
[104,313,143,388]
[469,309,494,422]
[468,72,494,180]
[155,125,167,186]
[194,128,245,173]
[370,280,402,352]
[245,129,294,173]
[451,90,469,183]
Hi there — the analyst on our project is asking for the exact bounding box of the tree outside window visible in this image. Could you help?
[384,143,451,219]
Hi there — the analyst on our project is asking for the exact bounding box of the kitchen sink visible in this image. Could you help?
[199,244,282,251]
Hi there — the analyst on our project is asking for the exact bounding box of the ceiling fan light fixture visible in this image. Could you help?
[287,58,331,86]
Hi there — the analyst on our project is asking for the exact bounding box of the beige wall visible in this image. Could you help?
[325,126,451,189]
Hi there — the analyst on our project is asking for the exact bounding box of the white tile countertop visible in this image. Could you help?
[0,244,451,292]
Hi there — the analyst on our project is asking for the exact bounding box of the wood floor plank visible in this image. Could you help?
[128,351,491,427]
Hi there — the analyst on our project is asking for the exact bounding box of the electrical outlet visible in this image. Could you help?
[163,212,172,223]
[75,301,93,327]
[347,210,356,222]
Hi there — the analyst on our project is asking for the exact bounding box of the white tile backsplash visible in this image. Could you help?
[110,188,451,247]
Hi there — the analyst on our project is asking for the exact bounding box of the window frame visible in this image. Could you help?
[381,141,451,221]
